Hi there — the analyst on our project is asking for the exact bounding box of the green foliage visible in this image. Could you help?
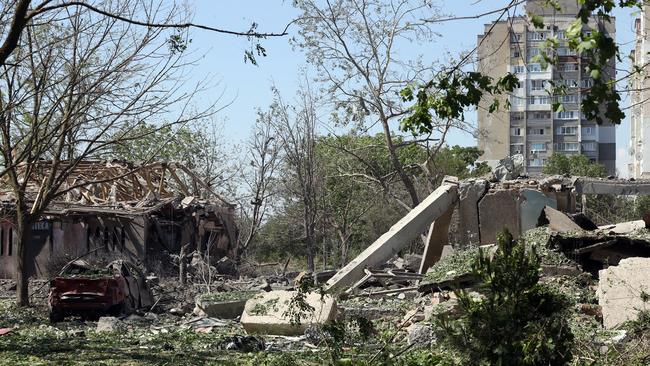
[110,122,211,169]
[401,1,648,135]
[542,153,607,177]
[635,195,650,217]
[427,145,491,186]
[401,72,518,135]
[435,229,574,366]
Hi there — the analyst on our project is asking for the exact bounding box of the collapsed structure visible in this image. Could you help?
[325,173,650,292]
[0,160,237,279]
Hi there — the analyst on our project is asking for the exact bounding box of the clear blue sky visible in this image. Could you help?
[181,0,638,176]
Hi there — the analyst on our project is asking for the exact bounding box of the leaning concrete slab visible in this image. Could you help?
[597,257,650,329]
[419,205,454,274]
[240,290,337,336]
[543,206,582,233]
[325,182,459,292]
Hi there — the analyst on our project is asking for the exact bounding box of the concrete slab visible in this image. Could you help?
[240,290,337,336]
[598,220,646,235]
[543,206,582,233]
[597,257,650,329]
[419,206,454,274]
[194,298,248,319]
[478,189,520,244]
[457,179,488,246]
[325,182,458,292]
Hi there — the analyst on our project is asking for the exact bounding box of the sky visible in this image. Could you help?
[179,0,640,176]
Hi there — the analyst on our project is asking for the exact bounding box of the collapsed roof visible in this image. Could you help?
[0,160,232,215]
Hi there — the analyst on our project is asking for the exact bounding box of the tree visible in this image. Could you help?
[0,1,216,306]
[270,84,321,271]
[436,229,574,365]
[235,112,281,262]
[425,145,491,189]
[542,153,607,178]
[294,0,462,209]
[0,0,291,69]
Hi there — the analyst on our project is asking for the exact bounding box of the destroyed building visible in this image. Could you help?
[0,160,237,279]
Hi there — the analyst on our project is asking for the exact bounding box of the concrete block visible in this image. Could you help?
[543,206,582,233]
[325,183,458,292]
[194,298,248,319]
[457,179,488,246]
[96,317,124,332]
[478,189,520,244]
[240,290,337,336]
[597,257,650,329]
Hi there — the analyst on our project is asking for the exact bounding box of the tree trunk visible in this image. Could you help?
[379,117,419,208]
[179,244,189,286]
[15,210,31,307]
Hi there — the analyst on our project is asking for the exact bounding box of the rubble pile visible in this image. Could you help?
[3,175,650,364]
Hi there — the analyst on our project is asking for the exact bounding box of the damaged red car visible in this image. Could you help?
[48,260,153,322]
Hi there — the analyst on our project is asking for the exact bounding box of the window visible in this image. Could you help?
[528,96,550,105]
[556,111,578,120]
[582,126,594,136]
[528,128,545,135]
[556,94,579,103]
[512,65,525,74]
[558,63,578,72]
[554,142,579,151]
[557,31,567,40]
[530,79,547,91]
[528,31,548,41]
[510,96,525,106]
[558,79,578,88]
[531,112,551,119]
[528,63,543,72]
[582,142,597,152]
[512,48,521,58]
[557,47,577,56]
[556,126,578,135]
[511,33,522,42]
[511,112,524,121]
[531,143,547,152]
[511,127,523,136]
[511,144,524,155]
[582,79,594,88]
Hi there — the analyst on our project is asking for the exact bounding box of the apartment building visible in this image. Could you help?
[630,6,650,179]
[477,0,616,174]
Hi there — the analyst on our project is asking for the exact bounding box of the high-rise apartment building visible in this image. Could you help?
[630,6,650,179]
[477,0,616,174]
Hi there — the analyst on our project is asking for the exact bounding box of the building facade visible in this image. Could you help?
[630,7,650,179]
[477,0,616,174]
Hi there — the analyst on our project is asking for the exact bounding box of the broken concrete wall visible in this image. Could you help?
[520,189,557,233]
[478,189,521,244]
[456,179,488,246]
[597,257,650,328]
